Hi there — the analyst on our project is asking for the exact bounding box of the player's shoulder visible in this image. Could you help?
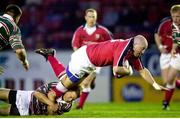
[75,25,84,31]
[159,17,172,25]
[97,24,109,31]
[97,24,112,35]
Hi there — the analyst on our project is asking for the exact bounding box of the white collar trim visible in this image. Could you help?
[84,23,96,29]
[3,14,14,21]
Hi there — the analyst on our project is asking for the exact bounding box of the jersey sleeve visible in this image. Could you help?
[9,27,24,50]
[71,27,82,49]
[155,18,170,36]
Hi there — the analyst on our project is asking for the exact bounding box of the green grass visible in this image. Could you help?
[0,102,180,118]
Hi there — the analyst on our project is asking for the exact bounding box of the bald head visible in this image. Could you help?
[133,35,148,57]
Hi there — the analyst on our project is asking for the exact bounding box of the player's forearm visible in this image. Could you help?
[47,90,56,102]
[139,68,155,85]
[33,91,55,106]
[113,66,130,77]
[154,33,162,49]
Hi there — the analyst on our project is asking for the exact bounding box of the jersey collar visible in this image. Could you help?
[3,14,14,21]
[83,23,99,29]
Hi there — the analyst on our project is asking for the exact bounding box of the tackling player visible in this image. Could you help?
[0,82,79,116]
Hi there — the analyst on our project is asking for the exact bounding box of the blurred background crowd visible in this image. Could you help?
[0,0,179,50]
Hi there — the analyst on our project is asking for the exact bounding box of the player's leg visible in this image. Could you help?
[175,73,180,88]
[0,88,11,102]
[52,46,93,99]
[161,68,169,84]
[159,53,171,84]
[76,72,96,109]
[0,88,20,115]
[35,48,65,78]
[0,106,11,115]
[163,54,180,110]
[159,53,171,110]
[163,66,177,110]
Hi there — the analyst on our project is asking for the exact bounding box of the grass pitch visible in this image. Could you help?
[1,102,180,118]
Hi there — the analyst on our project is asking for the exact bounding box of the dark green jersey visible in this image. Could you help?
[0,14,24,51]
[172,23,180,47]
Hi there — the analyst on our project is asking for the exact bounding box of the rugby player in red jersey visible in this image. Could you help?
[72,8,113,109]
[160,5,180,110]
[36,35,168,104]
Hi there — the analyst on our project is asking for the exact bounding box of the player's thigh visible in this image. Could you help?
[170,54,180,71]
[161,68,169,83]
[0,88,11,102]
[81,72,96,87]
[167,66,179,84]
[68,46,95,78]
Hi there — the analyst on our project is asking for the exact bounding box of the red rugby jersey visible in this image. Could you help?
[86,38,143,71]
[72,24,112,49]
[156,17,173,52]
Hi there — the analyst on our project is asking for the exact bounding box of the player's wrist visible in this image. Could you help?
[22,59,28,64]
[152,82,161,90]
[158,44,163,49]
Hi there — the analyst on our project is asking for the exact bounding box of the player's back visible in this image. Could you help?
[0,15,19,50]
[86,39,133,67]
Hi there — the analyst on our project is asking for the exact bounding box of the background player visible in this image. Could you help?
[161,4,180,110]
[0,4,29,74]
[71,8,113,109]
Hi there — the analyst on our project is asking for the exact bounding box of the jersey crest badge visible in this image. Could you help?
[95,34,100,40]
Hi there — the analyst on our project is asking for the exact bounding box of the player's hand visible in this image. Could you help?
[0,66,4,75]
[47,104,58,115]
[22,60,29,71]
[159,45,168,53]
[152,82,169,91]
[171,48,177,58]
[124,60,133,76]
[49,104,58,111]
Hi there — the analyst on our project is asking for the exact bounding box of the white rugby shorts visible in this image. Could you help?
[16,90,33,115]
[160,53,171,69]
[170,54,180,71]
[68,46,96,78]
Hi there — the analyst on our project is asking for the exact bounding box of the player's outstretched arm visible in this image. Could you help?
[138,68,168,91]
[15,48,29,71]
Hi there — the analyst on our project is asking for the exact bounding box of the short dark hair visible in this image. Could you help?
[5,4,22,18]
[170,4,180,14]
[85,8,97,16]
